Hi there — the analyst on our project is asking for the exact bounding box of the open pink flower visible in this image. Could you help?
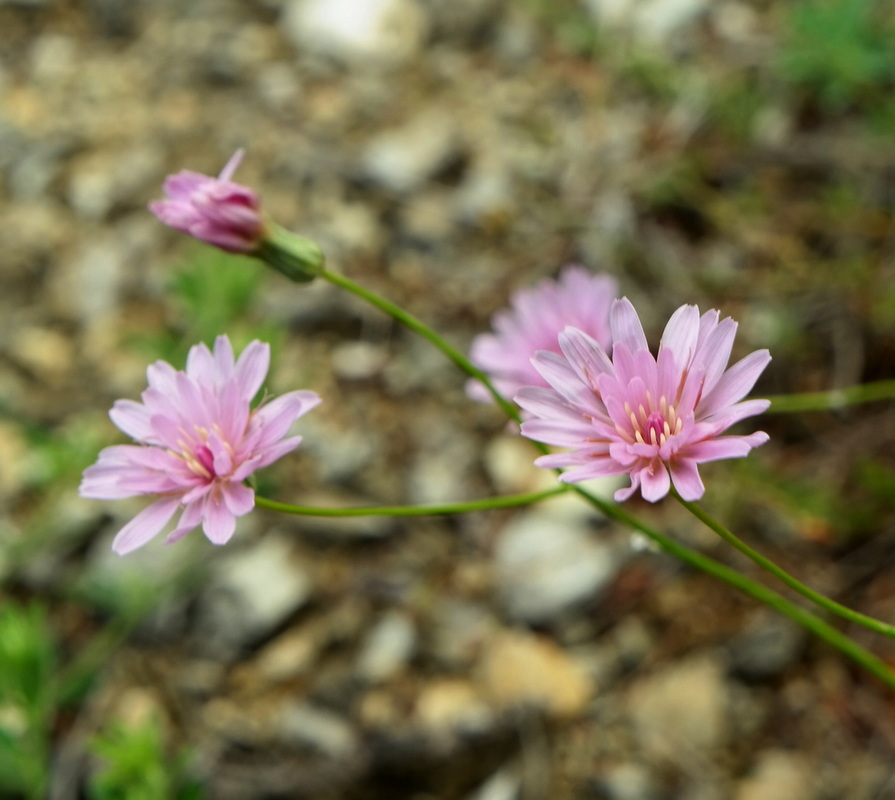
[80,336,321,554]
[467,266,618,403]
[149,150,265,253]
[516,298,771,502]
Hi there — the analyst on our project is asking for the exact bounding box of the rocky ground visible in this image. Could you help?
[4,0,895,798]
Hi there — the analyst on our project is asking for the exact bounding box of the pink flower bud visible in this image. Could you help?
[150,150,265,253]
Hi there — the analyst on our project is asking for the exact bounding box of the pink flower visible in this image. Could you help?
[467,266,618,402]
[149,150,265,253]
[80,336,321,554]
[516,298,771,502]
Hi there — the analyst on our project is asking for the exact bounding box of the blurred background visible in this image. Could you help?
[3,0,895,797]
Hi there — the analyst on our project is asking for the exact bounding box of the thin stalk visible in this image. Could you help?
[320,268,522,423]
[573,485,895,689]
[256,486,567,517]
[675,492,895,640]
[317,262,895,688]
[765,380,895,413]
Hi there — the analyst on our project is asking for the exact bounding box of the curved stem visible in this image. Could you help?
[573,485,895,689]
[321,268,522,423]
[256,486,568,517]
[315,262,895,688]
[765,380,895,413]
[675,492,895,640]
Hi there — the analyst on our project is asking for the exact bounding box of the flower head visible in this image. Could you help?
[516,298,771,503]
[467,266,618,403]
[80,336,321,554]
[150,150,265,253]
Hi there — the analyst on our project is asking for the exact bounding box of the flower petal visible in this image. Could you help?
[201,494,237,545]
[112,497,180,555]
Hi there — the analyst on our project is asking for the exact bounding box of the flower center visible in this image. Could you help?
[623,393,683,447]
[176,424,233,481]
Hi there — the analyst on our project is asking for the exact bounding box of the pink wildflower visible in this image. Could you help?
[80,336,321,554]
[149,150,265,253]
[516,298,771,503]
[467,266,618,403]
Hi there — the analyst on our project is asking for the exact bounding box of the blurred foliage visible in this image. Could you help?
[87,717,203,800]
[777,0,895,112]
[0,603,54,799]
[130,247,283,366]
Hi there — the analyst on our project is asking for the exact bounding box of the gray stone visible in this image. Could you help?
[628,652,729,760]
[356,610,417,683]
[727,613,805,682]
[495,509,621,624]
[277,701,359,757]
[282,0,427,64]
[360,111,460,193]
[196,537,313,656]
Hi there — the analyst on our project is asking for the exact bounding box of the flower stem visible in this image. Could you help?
[256,486,568,517]
[765,380,895,413]
[674,492,895,640]
[575,485,895,689]
[316,263,895,687]
[320,268,521,423]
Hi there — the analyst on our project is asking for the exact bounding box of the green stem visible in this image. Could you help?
[675,492,895,640]
[320,268,522,423]
[316,263,895,687]
[765,380,895,413]
[573,485,895,689]
[256,486,568,517]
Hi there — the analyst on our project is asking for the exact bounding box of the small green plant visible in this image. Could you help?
[88,716,203,800]
[0,603,55,800]
[778,0,894,112]
[131,248,281,366]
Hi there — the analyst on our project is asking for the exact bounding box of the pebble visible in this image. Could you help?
[727,613,805,682]
[277,701,359,758]
[478,629,592,718]
[735,749,813,800]
[356,610,417,683]
[359,110,460,193]
[195,537,313,656]
[415,679,494,736]
[628,651,728,760]
[282,0,427,64]
[494,508,622,624]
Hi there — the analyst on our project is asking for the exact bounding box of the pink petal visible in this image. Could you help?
[212,335,236,385]
[109,400,154,442]
[521,419,597,447]
[186,341,215,385]
[233,340,270,401]
[221,481,255,516]
[669,458,705,500]
[697,350,771,416]
[637,461,671,502]
[165,502,204,545]
[659,304,700,366]
[112,497,180,555]
[610,298,648,352]
[218,149,245,182]
[201,494,237,545]
[683,432,769,463]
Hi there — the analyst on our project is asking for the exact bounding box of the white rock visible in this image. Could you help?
[495,509,621,623]
[277,702,358,757]
[282,0,427,64]
[585,0,709,46]
[735,749,813,800]
[628,652,728,760]
[465,764,520,800]
[197,537,312,654]
[360,110,459,193]
[357,610,417,683]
